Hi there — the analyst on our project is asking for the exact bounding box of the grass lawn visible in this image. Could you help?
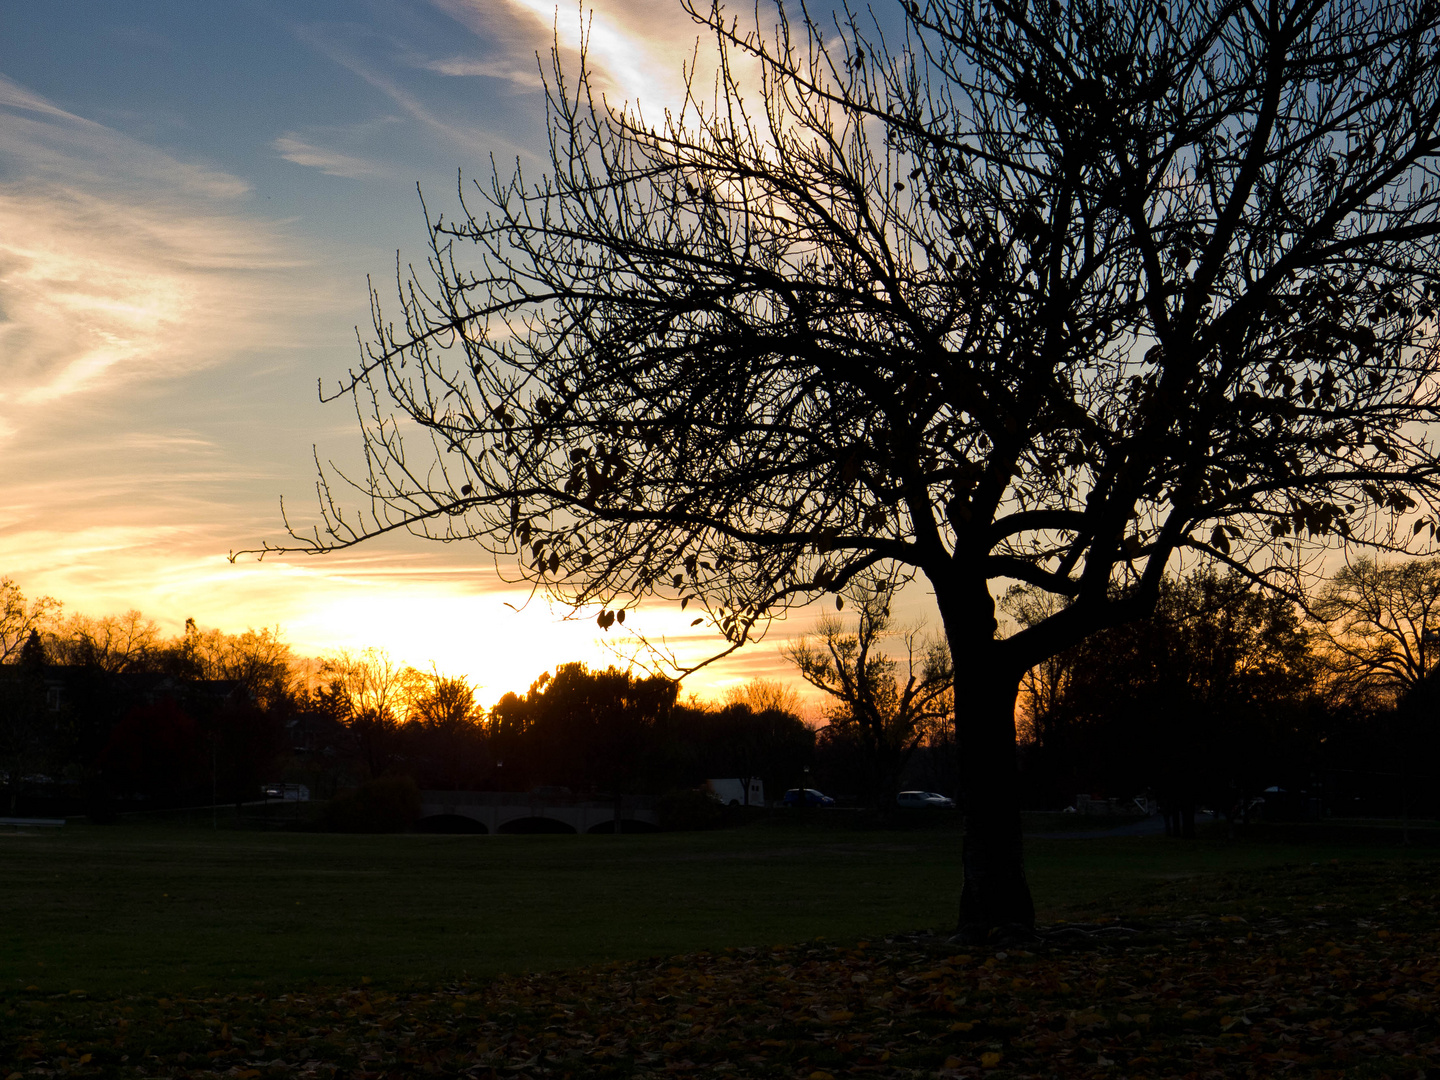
[6,819,1440,1079]
[3,815,1436,995]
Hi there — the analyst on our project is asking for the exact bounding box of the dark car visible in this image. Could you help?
[896,790,955,809]
[782,787,835,807]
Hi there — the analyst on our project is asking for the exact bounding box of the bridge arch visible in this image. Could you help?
[497,815,577,834]
[415,814,488,834]
[586,819,661,834]
[419,791,657,834]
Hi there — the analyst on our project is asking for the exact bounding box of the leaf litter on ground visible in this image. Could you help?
[5,858,1439,1079]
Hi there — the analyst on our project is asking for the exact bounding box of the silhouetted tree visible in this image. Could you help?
[787,580,952,805]
[1313,557,1440,708]
[0,579,61,664]
[0,632,54,810]
[722,678,804,718]
[679,697,813,802]
[399,672,491,788]
[206,702,287,807]
[45,610,163,673]
[702,679,812,803]
[1031,572,1318,831]
[1307,558,1440,816]
[488,663,678,793]
[318,648,424,778]
[408,672,480,727]
[1001,586,1073,754]
[169,620,298,709]
[249,0,1440,937]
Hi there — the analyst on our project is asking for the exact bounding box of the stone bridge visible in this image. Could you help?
[418,790,658,834]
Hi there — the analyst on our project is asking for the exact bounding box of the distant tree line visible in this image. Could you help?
[6,554,1440,824]
[1005,561,1440,829]
[0,578,817,816]
[0,583,299,815]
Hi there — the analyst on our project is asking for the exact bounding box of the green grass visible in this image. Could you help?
[3,816,1436,995]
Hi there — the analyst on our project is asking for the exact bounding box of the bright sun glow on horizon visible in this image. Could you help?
[3,534,863,714]
[284,587,822,709]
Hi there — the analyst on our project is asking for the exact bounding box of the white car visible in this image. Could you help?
[897,791,955,809]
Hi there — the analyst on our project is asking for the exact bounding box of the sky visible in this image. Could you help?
[0,0,941,710]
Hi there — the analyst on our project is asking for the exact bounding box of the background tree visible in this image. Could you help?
[786,582,953,805]
[45,610,163,673]
[722,677,804,718]
[319,647,424,778]
[1021,571,1319,831]
[250,0,1440,937]
[408,672,480,727]
[1001,586,1073,754]
[0,578,61,663]
[677,689,813,805]
[96,698,204,802]
[487,663,678,794]
[171,620,298,709]
[399,672,491,789]
[1312,557,1440,708]
[0,629,56,810]
[206,701,287,809]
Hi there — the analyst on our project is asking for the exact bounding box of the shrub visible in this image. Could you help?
[321,775,422,833]
[654,788,724,832]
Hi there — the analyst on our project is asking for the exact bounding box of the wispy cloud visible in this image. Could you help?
[274,134,387,178]
[288,22,506,159]
[0,77,310,431]
[0,76,81,122]
[0,74,248,200]
[0,183,301,416]
[419,54,545,90]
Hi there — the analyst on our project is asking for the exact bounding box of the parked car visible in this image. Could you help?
[896,791,955,809]
[262,783,311,802]
[782,787,835,807]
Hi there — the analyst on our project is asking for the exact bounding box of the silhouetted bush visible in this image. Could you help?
[85,786,118,825]
[321,775,421,833]
[655,788,724,831]
[98,698,203,800]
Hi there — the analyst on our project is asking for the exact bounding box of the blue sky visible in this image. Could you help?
[0,0,933,706]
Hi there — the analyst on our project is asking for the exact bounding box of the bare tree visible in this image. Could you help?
[320,648,426,777]
[721,677,804,717]
[0,583,58,809]
[0,579,61,664]
[1001,585,1073,749]
[403,671,488,789]
[1313,556,1440,706]
[787,585,953,804]
[408,671,481,728]
[45,610,162,673]
[244,0,1440,937]
[176,620,298,708]
[321,647,421,720]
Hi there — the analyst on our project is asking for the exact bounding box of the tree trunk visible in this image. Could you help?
[931,575,1037,942]
[953,667,1036,942]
